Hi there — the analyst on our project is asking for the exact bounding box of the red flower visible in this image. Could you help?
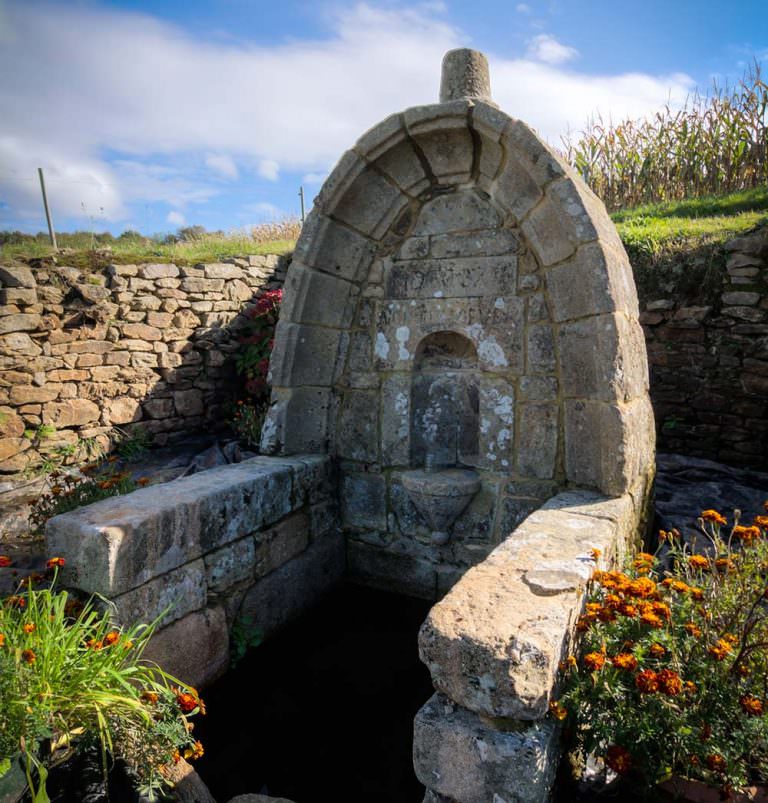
[0,556,12,567]
[47,557,66,569]
[605,745,632,774]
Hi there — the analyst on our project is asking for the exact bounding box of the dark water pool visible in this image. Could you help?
[193,583,435,803]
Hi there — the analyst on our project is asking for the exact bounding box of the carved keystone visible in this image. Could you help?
[439,48,492,103]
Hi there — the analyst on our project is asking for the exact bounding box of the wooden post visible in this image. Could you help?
[37,167,57,250]
[298,185,305,226]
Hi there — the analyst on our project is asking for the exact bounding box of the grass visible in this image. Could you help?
[611,186,768,263]
[0,222,300,270]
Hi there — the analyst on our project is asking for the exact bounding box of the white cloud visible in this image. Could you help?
[516,3,531,13]
[205,153,238,180]
[258,159,280,182]
[167,210,186,226]
[302,172,327,185]
[527,34,579,65]
[0,2,696,223]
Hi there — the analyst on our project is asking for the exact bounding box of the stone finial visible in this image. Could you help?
[439,48,492,103]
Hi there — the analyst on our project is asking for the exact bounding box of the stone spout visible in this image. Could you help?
[439,48,492,103]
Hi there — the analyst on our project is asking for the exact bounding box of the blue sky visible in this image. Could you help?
[1,0,766,236]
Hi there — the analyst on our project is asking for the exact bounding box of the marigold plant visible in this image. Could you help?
[0,564,205,800]
[555,506,768,796]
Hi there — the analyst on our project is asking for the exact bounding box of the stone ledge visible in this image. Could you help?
[413,694,559,803]
[46,455,331,597]
[418,490,638,720]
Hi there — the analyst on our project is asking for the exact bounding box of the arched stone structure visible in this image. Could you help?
[263,48,654,597]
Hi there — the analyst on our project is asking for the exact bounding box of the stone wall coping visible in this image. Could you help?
[418,489,638,720]
[45,454,331,598]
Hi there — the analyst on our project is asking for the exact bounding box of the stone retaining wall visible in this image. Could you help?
[639,226,768,469]
[0,255,287,476]
[413,488,644,803]
[45,455,341,689]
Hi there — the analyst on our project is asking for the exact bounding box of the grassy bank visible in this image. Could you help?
[612,186,768,263]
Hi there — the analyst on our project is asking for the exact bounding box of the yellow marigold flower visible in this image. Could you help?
[184,741,204,761]
[633,552,655,569]
[627,577,657,599]
[740,695,763,716]
[684,622,702,638]
[723,633,739,645]
[604,594,622,608]
[649,643,666,658]
[22,623,35,634]
[611,653,638,671]
[549,700,568,720]
[583,652,606,671]
[123,640,134,650]
[688,555,709,570]
[652,601,672,620]
[708,639,733,661]
[585,602,601,616]
[670,580,690,594]
[701,510,727,526]
[619,602,638,617]
[640,611,664,629]
[590,548,601,560]
[689,587,704,601]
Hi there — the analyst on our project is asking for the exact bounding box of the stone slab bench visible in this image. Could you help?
[46,455,341,688]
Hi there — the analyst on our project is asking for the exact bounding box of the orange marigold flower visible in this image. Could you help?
[549,700,568,720]
[0,556,12,568]
[605,745,632,774]
[21,649,36,664]
[684,681,697,694]
[22,623,35,634]
[733,525,761,543]
[576,616,592,632]
[137,477,151,487]
[590,548,602,560]
[706,754,727,773]
[627,577,657,599]
[558,656,577,673]
[657,669,683,696]
[649,643,666,658]
[174,687,205,714]
[604,594,622,609]
[583,652,606,671]
[123,640,134,650]
[708,639,733,661]
[740,695,764,716]
[171,750,181,764]
[46,557,65,569]
[0,633,5,647]
[652,601,672,620]
[585,602,601,617]
[735,664,750,677]
[723,633,739,645]
[640,612,664,629]
[754,515,768,529]
[701,510,727,526]
[633,552,655,570]
[103,630,120,646]
[611,653,638,671]
[87,638,103,650]
[715,557,735,573]
[141,691,159,704]
[636,669,659,693]
[6,596,25,609]
[597,606,617,623]
[184,741,204,761]
[688,555,709,570]
[669,580,690,594]
[689,587,704,601]
[619,602,638,617]
[684,622,702,638]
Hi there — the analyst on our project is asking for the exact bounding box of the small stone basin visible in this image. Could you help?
[401,468,481,545]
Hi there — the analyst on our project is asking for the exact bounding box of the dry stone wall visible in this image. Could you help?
[639,226,768,470]
[0,255,287,475]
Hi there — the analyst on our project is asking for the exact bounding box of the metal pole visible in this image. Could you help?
[37,168,57,250]
[298,185,305,226]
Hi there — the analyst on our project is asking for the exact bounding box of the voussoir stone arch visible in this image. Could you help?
[263,81,653,500]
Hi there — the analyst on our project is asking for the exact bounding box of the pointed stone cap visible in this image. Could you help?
[439,48,492,103]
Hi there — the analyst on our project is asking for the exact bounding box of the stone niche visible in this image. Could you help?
[263,48,654,599]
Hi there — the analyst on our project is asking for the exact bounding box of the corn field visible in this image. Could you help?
[562,62,768,211]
